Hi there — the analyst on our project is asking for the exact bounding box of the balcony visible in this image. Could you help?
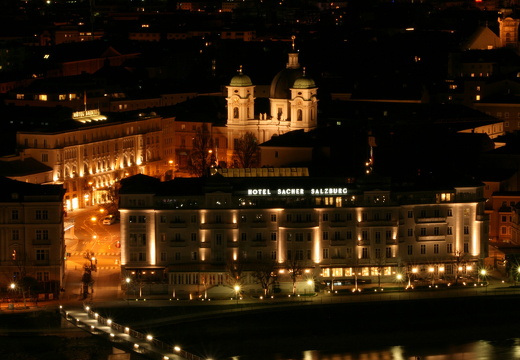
[168,240,186,247]
[357,220,395,227]
[416,217,446,224]
[330,239,346,246]
[227,241,239,248]
[33,239,51,245]
[279,220,319,229]
[199,242,211,248]
[200,222,238,229]
[357,240,370,246]
[416,235,445,241]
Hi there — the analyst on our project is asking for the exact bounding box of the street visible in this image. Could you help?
[63,206,122,303]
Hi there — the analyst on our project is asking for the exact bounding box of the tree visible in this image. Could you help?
[285,257,305,295]
[228,259,245,288]
[234,132,259,168]
[188,124,214,177]
[251,260,277,297]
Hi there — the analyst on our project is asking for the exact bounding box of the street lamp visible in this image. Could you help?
[125,277,131,301]
[234,285,240,306]
[306,279,314,296]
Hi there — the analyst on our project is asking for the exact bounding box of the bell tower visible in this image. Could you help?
[226,66,255,125]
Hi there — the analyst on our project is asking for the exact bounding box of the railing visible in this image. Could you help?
[66,305,206,360]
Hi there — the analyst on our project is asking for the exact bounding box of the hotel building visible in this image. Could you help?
[118,172,489,297]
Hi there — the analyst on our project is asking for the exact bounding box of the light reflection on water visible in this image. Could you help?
[250,339,520,360]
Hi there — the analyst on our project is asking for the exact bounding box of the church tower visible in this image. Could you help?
[289,68,318,130]
[226,66,255,125]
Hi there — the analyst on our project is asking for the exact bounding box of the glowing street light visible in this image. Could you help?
[234,285,240,306]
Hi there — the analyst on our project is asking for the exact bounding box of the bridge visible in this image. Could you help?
[61,305,204,360]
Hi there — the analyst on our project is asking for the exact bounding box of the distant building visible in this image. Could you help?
[0,177,65,298]
[118,173,488,298]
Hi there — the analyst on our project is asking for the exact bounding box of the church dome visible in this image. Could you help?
[270,68,303,99]
[293,75,316,89]
[230,66,253,87]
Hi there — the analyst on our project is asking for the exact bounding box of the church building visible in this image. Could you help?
[224,38,318,166]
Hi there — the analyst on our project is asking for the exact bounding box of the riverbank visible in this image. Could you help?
[92,293,520,360]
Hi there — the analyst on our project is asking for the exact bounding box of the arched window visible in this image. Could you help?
[233,107,239,119]
[297,109,302,121]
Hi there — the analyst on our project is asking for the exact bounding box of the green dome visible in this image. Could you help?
[293,75,316,89]
[230,67,252,87]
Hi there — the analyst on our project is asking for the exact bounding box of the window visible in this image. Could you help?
[447,243,453,253]
[41,153,48,162]
[295,233,304,242]
[407,245,413,255]
[241,233,247,241]
[161,252,167,261]
[386,230,392,240]
[35,210,48,220]
[36,249,49,261]
[464,243,469,253]
[323,248,329,259]
[160,216,167,223]
[191,251,198,260]
[420,245,426,254]
[322,213,329,221]
[362,230,368,240]
[271,232,277,241]
[375,248,381,258]
[138,216,146,223]
[12,230,19,241]
[334,231,341,240]
[386,247,392,258]
[375,232,381,243]
[447,226,453,235]
[464,226,469,235]
[434,244,439,254]
[270,214,277,222]
[191,233,197,241]
[447,209,453,217]
[420,228,426,236]
[323,231,329,240]
[271,251,277,260]
[434,227,440,235]
[11,210,19,220]
[256,251,262,260]
[408,228,413,236]
[361,248,369,259]
[36,230,49,240]
[346,231,352,240]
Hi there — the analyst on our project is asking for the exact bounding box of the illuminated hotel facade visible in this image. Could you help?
[15,110,169,211]
[118,173,489,297]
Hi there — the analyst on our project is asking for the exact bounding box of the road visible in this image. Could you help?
[63,206,122,303]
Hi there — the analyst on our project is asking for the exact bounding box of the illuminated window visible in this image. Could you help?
[475,95,480,101]
[38,94,47,101]
[332,268,342,277]
[16,94,24,100]
[449,84,457,90]
[59,94,66,100]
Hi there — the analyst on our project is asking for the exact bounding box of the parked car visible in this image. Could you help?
[103,216,115,225]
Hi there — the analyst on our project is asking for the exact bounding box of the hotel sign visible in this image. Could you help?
[247,188,348,196]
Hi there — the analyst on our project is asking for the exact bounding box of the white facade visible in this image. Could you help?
[118,174,489,298]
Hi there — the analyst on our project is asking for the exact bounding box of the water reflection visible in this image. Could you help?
[260,339,520,360]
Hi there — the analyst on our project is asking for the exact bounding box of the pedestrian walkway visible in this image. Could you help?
[61,305,203,360]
